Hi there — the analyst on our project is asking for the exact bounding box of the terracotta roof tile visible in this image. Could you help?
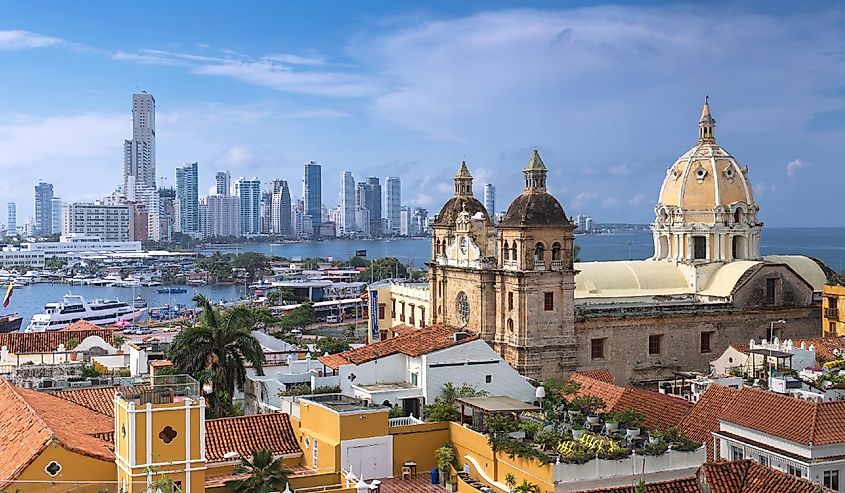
[680,385,740,461]
[699,460,835,493]
[729,343,750,354]
[0,328,114,354]
[60,320,105,332]
[320,324,478,369]
[795,337,845,363]
[579,370,615,384]
[205,412,301,463]
[49,385,151,418]
[570,477,700,493]
[569,374,692,430]
[718,387,845,446]
[0,379,113,485]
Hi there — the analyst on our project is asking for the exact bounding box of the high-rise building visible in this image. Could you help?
[50,197,62,235]
[356,178,382,236]
[303,161,322,237]
[399,206,412,236]
[200,194,241,238]
[412,207,429,235]
[384,176,401,236]
[175,162,199,235]
[339,172,356,236]
[62,202,133,241]
[34,180,54,236]
[234,177,261,235]
[484,183,496,220]
[123,92,156,196]
[271,180,292,237]
[293,198,305,238]
[259,190,272,235]
[157,188,176,242]
[6,202,16,236]
[355,207,371,237]
[215,171,231,196]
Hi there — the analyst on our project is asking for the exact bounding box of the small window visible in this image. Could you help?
[45,461,62,477]
[700,331,713,354]
[766,278,777,305]
[824,470,839,490]
[508,292,513,311]
[503,241,510,260]
[410,372,418,386]
[591,338,606,360]
[485,375,492,384]
[693,236,707,260]
[648,334,662,355]
[159,426,177,444]
[758,455,769,467]
[507,319,514,332]
[787,464,802,478]
[391,299,396,318]
[544,292,554,311]
[731,445,744,461]
[378,304,385,319]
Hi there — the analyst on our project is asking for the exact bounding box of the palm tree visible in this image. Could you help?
[224,449,290,493]
[513,479,541,493]
[168,294,265,417]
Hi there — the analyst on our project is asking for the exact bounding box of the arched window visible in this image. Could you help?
[507,318,514,333]
[511,242,517,261]
[534,242,545,261]
[456,292,470,324]
[734,208,743,224]
[552,242,562,261]
[503,241,510,260]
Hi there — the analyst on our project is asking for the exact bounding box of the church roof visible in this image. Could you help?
[524,149,547,171]
[433,196,489,227]
[499,191,569,228]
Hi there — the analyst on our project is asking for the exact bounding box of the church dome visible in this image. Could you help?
[433,160,492,227]
[499,150,571,228]
[657,99,755,221]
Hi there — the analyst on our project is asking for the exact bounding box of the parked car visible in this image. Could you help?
[326,315,342,324]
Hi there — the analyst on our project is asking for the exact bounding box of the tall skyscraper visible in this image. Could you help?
[157,188,176,242]
[366,177,382,236]
[215,171,231,196]
[270,179,292,237]
[384,176,401,236]
[259,190,272,234]
[234,177,261,235]
[34,180,54,236]
[339,172,356,236]
[123,92,156,196]
[201,194,240,238]
[484,183,496,220]
[50,197,62,235]
[399,206,411,236]
[303,161,322,237]
[175,162,199,234]
[6,202,16,235]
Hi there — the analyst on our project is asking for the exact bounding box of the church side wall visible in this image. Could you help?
[574,304,821,386]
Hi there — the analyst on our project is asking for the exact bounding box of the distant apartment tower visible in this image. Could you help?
[484,184,496,220]
[303,161,322,236]
[270,179,292,237]
[6,202,15,235]
[357,178,382,236]
[384,176,401,236]
[34,180,54,236]
[200,194,240,238]
[157,188,176,242]
[413,207,429,235]
[234,177,261,235]
[175,162,199,234]
[123,92,156,195]
[399,206,411,236]
[50,197,62,235]
[62,202,133,241]
[259,190,272,234]
[355,207,371,236]
[339,172,356,236]
[215,171,231,196]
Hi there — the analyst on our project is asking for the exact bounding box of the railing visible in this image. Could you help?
[119,374,200,404]
[534,260,545,271]
[825,308,839,319]
[551,259,564,271]
[503,260,518,270]
[388,415,424,427]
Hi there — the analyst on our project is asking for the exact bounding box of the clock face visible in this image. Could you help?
[460,237,468,255]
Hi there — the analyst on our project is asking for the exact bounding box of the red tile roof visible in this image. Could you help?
[718,387,845,446]
[579,370,615,384]
[729,343,750,354]
[61,320,105,332]
[205,412,301,463]
[320,324,478,369]
[795,337,845,363]
[0,379,113,486]
[680,385,740,461]
[49,385,150,418]
[699,460,835,493]
[568,374,692,430]
[570,477,700,493]
[0,328,114,354]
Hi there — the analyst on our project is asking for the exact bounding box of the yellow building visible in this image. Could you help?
[823,284,845,336]
[366,280,431,343]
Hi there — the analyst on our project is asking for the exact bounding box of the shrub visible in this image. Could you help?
[519,420,542,440]
[278,384,340,396]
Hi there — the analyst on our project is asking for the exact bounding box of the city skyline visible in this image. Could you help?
[0,2,842,226]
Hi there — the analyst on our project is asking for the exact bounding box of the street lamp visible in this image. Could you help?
[769,319,786,342]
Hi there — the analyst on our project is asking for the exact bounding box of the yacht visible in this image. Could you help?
[133,295,148,309]
[25,294,145,332]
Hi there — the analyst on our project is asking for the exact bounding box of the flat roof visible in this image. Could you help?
[456,396,539,413]
[749,348,794,358]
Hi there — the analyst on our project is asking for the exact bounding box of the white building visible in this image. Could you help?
[483,183,495,220]
[6,202,15,236]
[714,387,845,490]
[0,249,44,268]
[355,208,370,236]
[711,338,818,379]
[399,206,412,236]
[200,194,241,239]
[320,324,536,418]
[384,176,401,236]
[175,162,199,235]
[50,197,62,235]
[215,170,231,196]
[339,171,356,236]
[234,177,261,235]
[22,234,141,259]
[123,92,156,195]
[61,202,133,242]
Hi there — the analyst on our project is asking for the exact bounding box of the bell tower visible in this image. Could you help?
[115,375,206,493]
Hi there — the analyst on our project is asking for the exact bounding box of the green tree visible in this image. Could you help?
[267,287,295,305]
[233,252,270,280]
[280,301,316,332]
[358,257,408,282]
[45,257,67,270]
[224,449,290,493]
[514,480,541,493]
[315,336,350,355]
[346,256,369,268]
[424,383,488,422]
[168,294,265,418]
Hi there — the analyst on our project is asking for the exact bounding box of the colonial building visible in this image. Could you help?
[427,100,827,383]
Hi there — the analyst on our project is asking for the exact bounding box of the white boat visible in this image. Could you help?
[25,294,146,332]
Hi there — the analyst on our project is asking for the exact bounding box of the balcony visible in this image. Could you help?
[551,259,564,271]
[118,374,200,405]
[503,260,518,270]
[533,260,546,271]
[825,308,839,319]
[388,415,424,427]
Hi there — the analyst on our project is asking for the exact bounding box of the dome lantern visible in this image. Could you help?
[523,149,548,191]
[698,96,716,144]
[454,160,474,197]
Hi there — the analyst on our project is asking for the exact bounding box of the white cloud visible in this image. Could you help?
[608,164,633,176]
[602,196,621,208]
[264,53,325,66]
[0,30,62,50]
[786,158,809,179]
[282,109,352,119]
[571,191,598,210]
[629,194,646,205]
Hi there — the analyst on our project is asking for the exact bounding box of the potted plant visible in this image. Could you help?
[445,477,456,492]
[435,442,457,485]
[66,338,79,361]
[648,429,662,445]
[604,413,619,433]
[571,423,585,439]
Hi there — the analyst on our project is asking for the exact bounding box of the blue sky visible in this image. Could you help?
[0,1,843,226]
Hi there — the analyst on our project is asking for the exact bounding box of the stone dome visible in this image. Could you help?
[434,196,490,226]
[499,192,568,228]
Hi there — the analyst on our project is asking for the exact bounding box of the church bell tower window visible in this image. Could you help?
[456,291,470,325]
